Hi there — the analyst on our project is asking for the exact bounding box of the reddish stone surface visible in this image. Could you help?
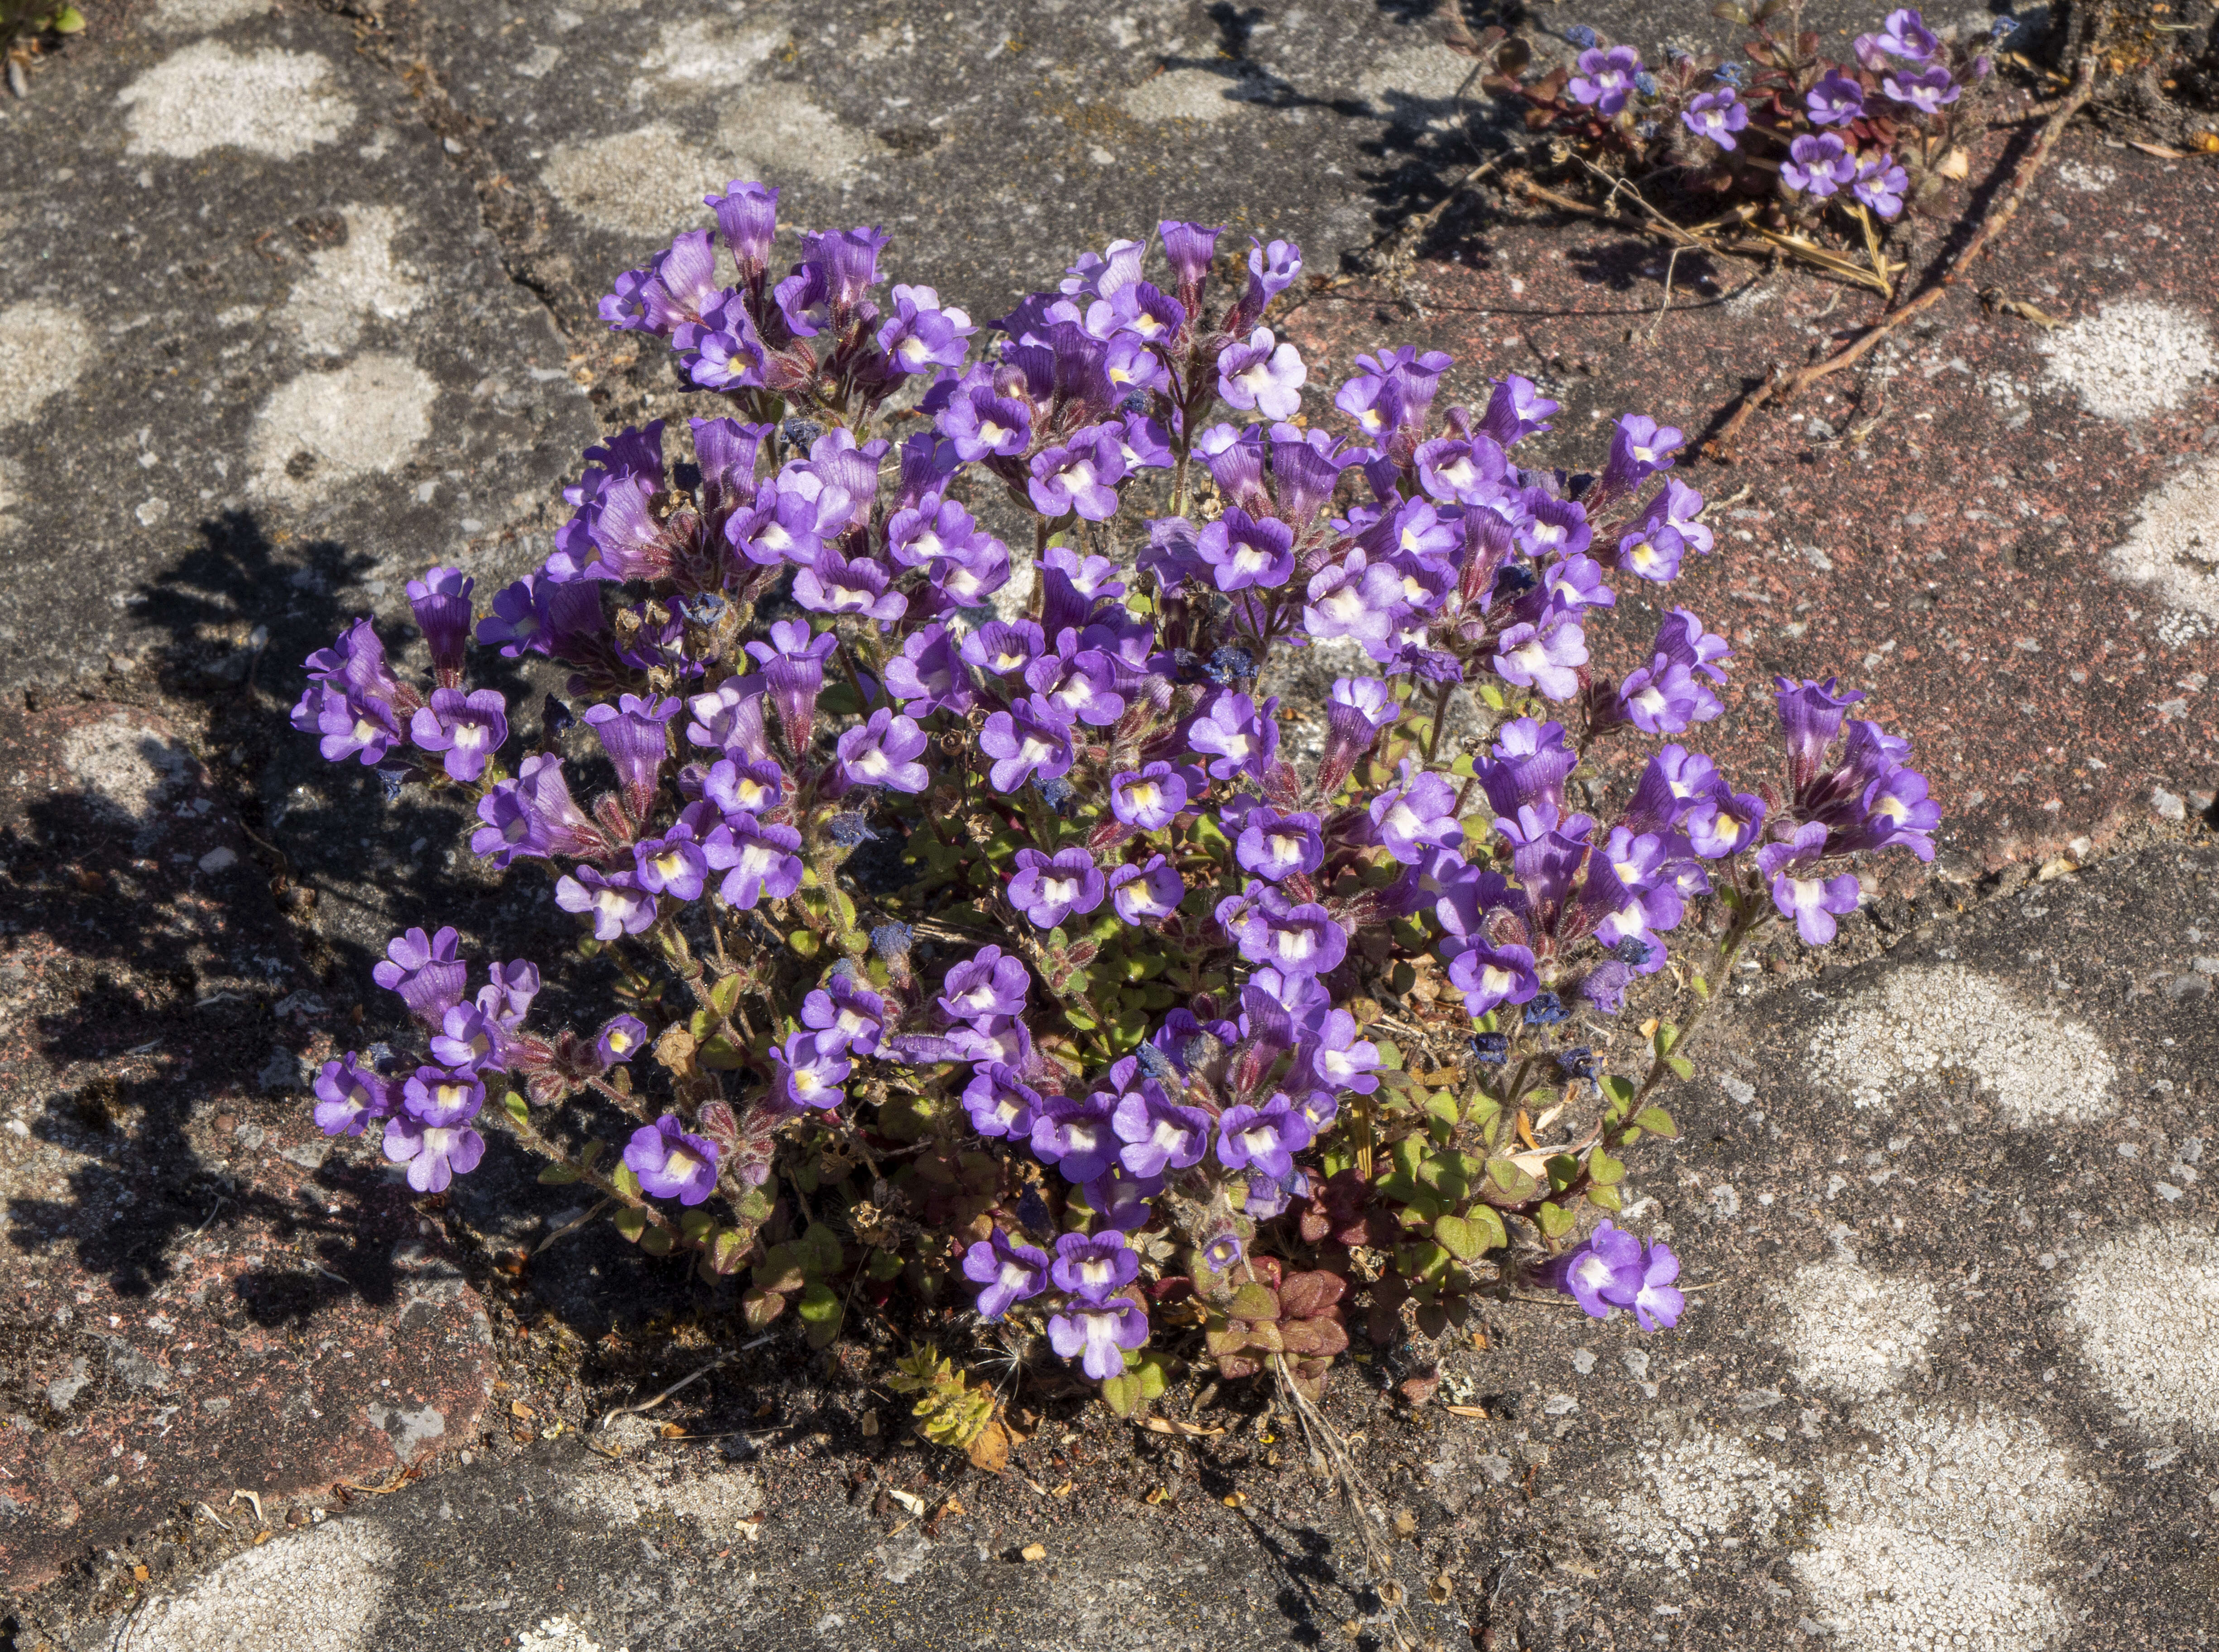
[0,702,493,1592]
[1285,125,2219,875]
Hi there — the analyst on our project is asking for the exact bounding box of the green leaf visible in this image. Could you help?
[800,1222,845,1277]
[502,1090,531,1130]
[1599,1075,1637,1118]
[639,1224,674,1257]
[1690,973,1711,1000]
[614,1165,643,1201]
[1587,1183,1623,1211]
[581,1139,606,1170]
[51,6,89,30]
[708,1227,752,1275]
[697,1034,747,1070]
[537,1162,583,1185]
[1432,1209,1506,1260]
[1537,1201,1577,1239]
[1587,1148,1626,1187]
[1652,1022,1681,1057]
[612,1207,648,1243]
[1664,1055,1695,1081]
[1423,1089,1461,1132]
[711,973,744,1016]
[680,1209,715,1243]
[788,929,821,958]
[796,1282,845,1348]
[867,1247,905,1281]
[1485,1156,1537,1201]
[1544,1153,1581,1192]
[1632,1106,1680,1138]
[1100,1372,1143,1416]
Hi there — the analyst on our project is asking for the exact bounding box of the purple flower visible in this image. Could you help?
[474,958,541,1027]
[1031,1091,1119,1183]
[1216,1093,1315,1180]
[373,927,467,1025]
[801,975,888,1057]
[1476,374,1558,446]
[1236,896,1348,978]
[1110,1087,1210,1178]
[882,623,976,716]
[1758,823,1862,944]
[472,754,594,867]
[1774,676,1867,795]
[1615,655,1715,736]
[1186,689,1281,783]
[556,866,657,940]
[405,567,474,682]
[1414,434,1509,506]
[685,677,771,763]
[1081,1166,1163,1233]
[1876,7,1940,61]
[1806,68,1866,126]
[1196,507,1297,593]
[1615,522,1686,584]
[794,549,908,629]
[961,1064,1042,1139]
[961,619,1046,679]
[703,756,785,817]
[1600,413,1685,496]
[1655,606,1732,684]
[939,945,1030,1022]
[1852,152,1910,219]
[836,708,931,793]
[1681,88,1749,149]
[596,1014,649,1067]
[382,1068,486,1193]
[1217,327,1307,419]
[1568,44,1642,115]
[1008,846,1108,929]
[1051,1230,1142,1305]
[405,687,508,783]
[1302,551,1402,648]
[1158,218,1224,297]
[313,1053,395,1137]
[951,1016,1032,1069]
[702,814,805,908]
[624,1114,720,1205]
[1550,1220,1644,1317]
[964,1228,1052,1321]
[633,823,710,902]
[1109,855,1185,925]
[1492,606,1588,701]
[430,1003,505,1073]
[582,693,680,821]
[706,178,778,278]
[1477,717,1578,820]
[1297,1008,1381,1095]
[1237,806,1325,882]
[937,384,1033,462]
[1110,762,1191,831]
[1632,1238,1684,1331]
[1369,761,1465,864]
[1683,788,1767,858]
[1443,940,1540,1017]
[1047,1299,1149,1380]
[1024,639,1126,728]
[1028,427,1128,522]
[1316,675,1400,795]
[877,282,976,373]
[1781,132,1857,198]
[769,1031,851,1112]
[980,703,1076,794]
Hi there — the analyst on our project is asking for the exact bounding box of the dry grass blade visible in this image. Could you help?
[1273,1353,1422,1651]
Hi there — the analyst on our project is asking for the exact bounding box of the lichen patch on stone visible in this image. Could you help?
[118,42,356,161]
[1769,1256,1941,1400]
[2037,299,2216,421]
[2062,1224,2219,1439]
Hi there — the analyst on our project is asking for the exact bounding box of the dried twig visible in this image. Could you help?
[1703,54,2098,462]
[1273,1353,1421,1650]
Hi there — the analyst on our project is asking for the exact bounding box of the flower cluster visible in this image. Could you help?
[1472,6,2003,236]
[288,182,1937,1415]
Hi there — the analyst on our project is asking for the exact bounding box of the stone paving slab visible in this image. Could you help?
[0,701,496,1592]
[11,838,2217,1648]
[0,0,599,692]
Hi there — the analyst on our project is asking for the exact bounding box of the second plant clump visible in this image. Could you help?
[289,177,1937,1432]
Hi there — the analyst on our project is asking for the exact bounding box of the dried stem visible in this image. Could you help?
[1274,1353,1421,1651]
[1702,54,2098,462]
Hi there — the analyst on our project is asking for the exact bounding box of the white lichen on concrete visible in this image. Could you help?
[280,205,427,356]
[146,0,271,31]
[1804,962,2116,1125]
[514,1618,628,1652]
[562,1463,763,1531]
[2037,299,2216,420]
[1592,1428,1811,1573]
[715,89,884,187]
[247,353,437,504]
[1789,1399,2097,1652]
[1122,67,1257,121]
[1771,1256,1941,1400]
[2062,1224,2219,1439]
[2107,454,2219,623]
[62,713,199,823]
[1356,44,1484,120]
[630,16,783,99]
[1599,1402,2096,1652]
[129,1521,395,1651]
[118,42,355,161]
[0,301,96,430]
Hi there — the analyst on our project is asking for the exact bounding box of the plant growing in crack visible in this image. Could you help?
[285,181,1939,1460]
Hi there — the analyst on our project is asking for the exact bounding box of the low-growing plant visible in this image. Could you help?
[289,178,1937,1428]
[1451,3,2014,292]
